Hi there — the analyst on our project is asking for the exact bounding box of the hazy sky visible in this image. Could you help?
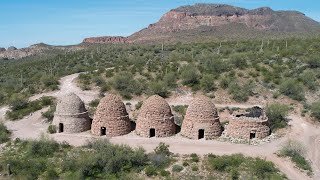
[1,0,319,48]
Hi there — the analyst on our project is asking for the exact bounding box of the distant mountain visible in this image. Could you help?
[0,43,83,60]
[84,4,320,44]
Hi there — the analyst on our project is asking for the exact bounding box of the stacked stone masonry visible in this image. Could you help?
[136,95,176,137]
[91,94,131,137]
[181,95,222,140]
[53,93,91,133]
[225,109,270,139]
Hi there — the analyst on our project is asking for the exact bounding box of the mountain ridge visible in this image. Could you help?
[84,4,320,44]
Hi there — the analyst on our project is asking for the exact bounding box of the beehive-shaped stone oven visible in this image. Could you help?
[53,93,91,133]
[225,106,270,139]
[136,95,176,138]
[91,94,131,137]
[181,95,222,140]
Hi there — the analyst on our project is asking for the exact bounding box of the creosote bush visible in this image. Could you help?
[278,140,312,174]
[266,103,290,131]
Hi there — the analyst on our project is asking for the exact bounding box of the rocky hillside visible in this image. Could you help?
[0,43,83,60]
[84,4,320,44]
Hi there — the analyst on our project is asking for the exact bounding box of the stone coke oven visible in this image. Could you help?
[91,94,131,137]
[53,93,91,133]
[181,95,222,140]
[136,95,176,138]
[225,106,270,139]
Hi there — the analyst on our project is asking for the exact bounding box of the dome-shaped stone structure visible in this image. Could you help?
[181,95,222,140]
[225,107,270,139]
[53,93,91,133]
[136,95,176,138]
[91,94,131,137]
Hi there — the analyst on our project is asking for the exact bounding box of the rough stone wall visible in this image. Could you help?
[53,113,91,133]
[181,95,222,140]
[91,94,131,137]
[53,93,91,134]
[226,117,270,139]
[136,95,176,138]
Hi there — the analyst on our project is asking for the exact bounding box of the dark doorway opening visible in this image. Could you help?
[101,127,106,136]
[59,123,64,133]
[198,129,205,139]
[250,131,256,139]
[130,121,136,131]
[150,128,155,138]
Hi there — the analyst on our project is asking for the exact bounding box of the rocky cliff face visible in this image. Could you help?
[85,4,320,44]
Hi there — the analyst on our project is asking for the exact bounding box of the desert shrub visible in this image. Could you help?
[148,153,170,168]
[279,140,312,173]
[266,104,290,131]
[160,169,170,177]
[41,76,59,90]
[182,161,189,167]
[0,123,10,143]
[154,142,171,156]
[180,65,200,86]
[311,101,320,121]
[7,96,55,120]
[148,81,170,98]
[228,81,254,102]
[208,154,245,172]
[163,72,177,88]
[145,166,157,177]
[172,164,184,172]
[47,125,56,134]
[190,153,199,162]
[279,79,305,101]
[191,165,199,171]
[26,138,60,157]
[172,105,188,117]
[306,55,320,68]
[112,72,145,99]
[42,105,56,121]
[299,70,318,91]
[200,74,216,92]
[250,158,278,179]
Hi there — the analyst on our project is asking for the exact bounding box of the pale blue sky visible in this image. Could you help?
[0,0,319,48]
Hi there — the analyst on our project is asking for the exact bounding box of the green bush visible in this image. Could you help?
[0,123,10,143]
[279,79,305,101]
[154,142,171,156]
[279,140,312,173]
[191,165,198,171]
[200,74,216,92]
[42,105,56,121]
[190,153,199,162]
[208,154,245,172]
[172,164,184,172]
[47,125,56,134]
[7,96,55,120]
[180,65,200,86]
[311,101,320,121]
[148,81,170,98]
[266,104,290,131]
[160,169,170,177]
[145,166,157,177]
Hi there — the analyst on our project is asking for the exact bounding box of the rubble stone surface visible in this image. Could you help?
[136,95,176,138]
[91,94,131,137]
[53,93,91,134]
[181,95,222,140]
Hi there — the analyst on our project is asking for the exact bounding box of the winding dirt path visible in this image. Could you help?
[2,73,319,180]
